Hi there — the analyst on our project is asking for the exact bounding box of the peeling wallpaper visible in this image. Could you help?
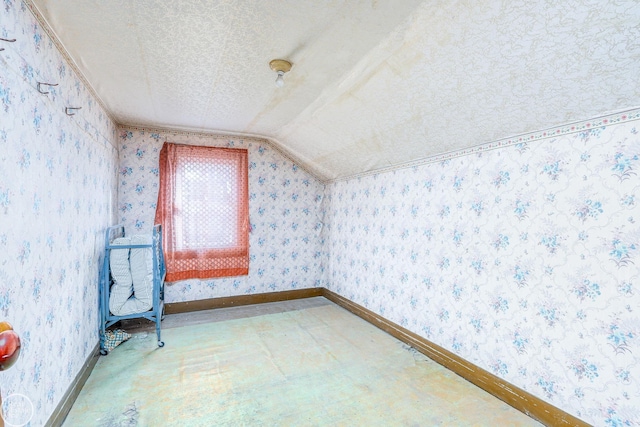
[117,127,326,304]
[0,2,119,425]
[324,113,640,426]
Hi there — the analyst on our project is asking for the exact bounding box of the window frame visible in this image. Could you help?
[155,142,249,281]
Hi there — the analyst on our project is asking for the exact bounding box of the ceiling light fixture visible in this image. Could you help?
[269,59,292,88]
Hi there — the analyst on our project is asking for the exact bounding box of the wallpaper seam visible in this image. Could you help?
[330,107,640,183]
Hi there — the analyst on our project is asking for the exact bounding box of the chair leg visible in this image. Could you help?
[156,317,164,348]
[99,292,108,355]
[156,303,164,348]
[99,320,108,356]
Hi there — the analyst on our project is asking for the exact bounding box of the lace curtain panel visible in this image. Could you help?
[155,142,249,281]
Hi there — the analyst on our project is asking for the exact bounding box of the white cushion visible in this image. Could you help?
[129,234,153,310]
[108,237,133,315]
[108,235,155,316]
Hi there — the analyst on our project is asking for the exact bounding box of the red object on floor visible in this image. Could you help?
[0,322,21,371]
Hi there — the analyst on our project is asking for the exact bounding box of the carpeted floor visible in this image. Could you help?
[63,297,542,426]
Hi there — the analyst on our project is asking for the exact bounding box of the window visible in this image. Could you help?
[155,143,249,281]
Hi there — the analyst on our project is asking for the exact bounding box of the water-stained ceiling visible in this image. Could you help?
[31,0,640,181]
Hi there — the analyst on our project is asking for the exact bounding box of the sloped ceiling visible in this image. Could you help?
[31,0,640,181]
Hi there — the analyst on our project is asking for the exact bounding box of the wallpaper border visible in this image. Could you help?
[23,0,327,183]
[331,106,640,183]
[21,0,640,187]
[117,124,326,184]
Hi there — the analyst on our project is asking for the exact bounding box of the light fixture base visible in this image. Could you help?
[269,59,292,73]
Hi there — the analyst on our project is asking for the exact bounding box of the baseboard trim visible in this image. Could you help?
[164,287,324,315]
[45,342,101,427]
[47,289,590,427]
[321,288,590,427]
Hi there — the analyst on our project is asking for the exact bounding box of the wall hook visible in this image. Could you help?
[65,107,82,116]
[37,82,58,94]
[0,37,16,51]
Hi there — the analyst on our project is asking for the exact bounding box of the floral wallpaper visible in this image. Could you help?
[0,2,119,426]
[324,112,640,426]
[117,127,326,304]
[3,1,639,426]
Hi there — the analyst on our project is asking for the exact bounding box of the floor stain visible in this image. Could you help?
[64,298,542,427]
[97,402,139,427]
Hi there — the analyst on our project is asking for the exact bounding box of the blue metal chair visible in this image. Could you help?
[99,224,166,355]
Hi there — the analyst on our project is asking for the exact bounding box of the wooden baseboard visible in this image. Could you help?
[44,288,589,427]
[164,287,324,315]
[45,343,101,427]
[321,288,590,427]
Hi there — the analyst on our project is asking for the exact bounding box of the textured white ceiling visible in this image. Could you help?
[31,0,640,180]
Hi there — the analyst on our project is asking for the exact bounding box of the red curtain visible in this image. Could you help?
[155,142,249,281]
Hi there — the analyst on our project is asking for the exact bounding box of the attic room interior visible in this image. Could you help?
[1,0,639,425]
